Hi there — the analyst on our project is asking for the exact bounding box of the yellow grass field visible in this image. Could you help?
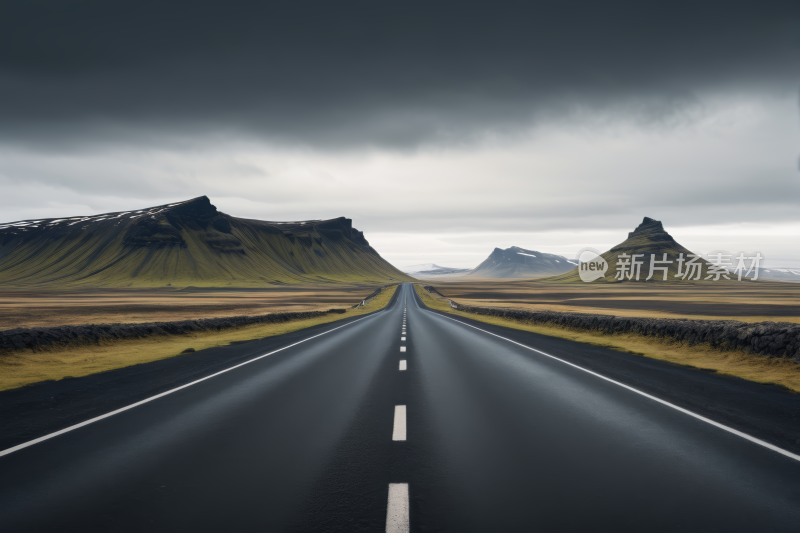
[414,284,800,393]
[0,284,395,330]
[0,285,398,391]
[416,278,800,323]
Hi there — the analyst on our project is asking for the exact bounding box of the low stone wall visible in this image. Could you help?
[350,284,396,308]
[0,309,344,353]
[423,287,800,362]
[422,285,445,297]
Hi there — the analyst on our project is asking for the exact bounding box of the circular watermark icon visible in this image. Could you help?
[576,247,608,282]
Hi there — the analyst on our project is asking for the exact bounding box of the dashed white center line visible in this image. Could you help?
[386,483,409,533]
[385,294,410,532]
[392,405,407,440]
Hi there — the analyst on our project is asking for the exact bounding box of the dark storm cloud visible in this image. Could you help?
[1,1,799,148]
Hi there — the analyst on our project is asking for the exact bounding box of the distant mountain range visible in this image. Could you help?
[407,218,792,283]
[759,268,800,282]
[466,246,576,278]
[400,263,472,277]
[0,196,412,288]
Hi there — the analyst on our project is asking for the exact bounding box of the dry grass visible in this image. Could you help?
[418,278,800,324]
[0,285,398,391]
[0,284,391,329]
[414,284,800,393]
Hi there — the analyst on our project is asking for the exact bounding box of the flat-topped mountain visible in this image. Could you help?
[0,196,412,288]
[466,246,575,278]
[548,217,712,282]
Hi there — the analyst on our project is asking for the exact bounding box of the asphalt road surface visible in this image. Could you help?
[2,283,799,532]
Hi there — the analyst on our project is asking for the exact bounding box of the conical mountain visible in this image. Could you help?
[548,217,711,282]
[466,246,575,278]
[0,196,412,288]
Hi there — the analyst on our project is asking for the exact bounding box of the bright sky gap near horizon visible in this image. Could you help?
[1,2,799,268]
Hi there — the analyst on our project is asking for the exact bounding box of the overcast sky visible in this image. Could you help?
[1,1,799,267]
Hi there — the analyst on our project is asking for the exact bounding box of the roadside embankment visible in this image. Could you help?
[416,284,800,392]
[350,284,396,308]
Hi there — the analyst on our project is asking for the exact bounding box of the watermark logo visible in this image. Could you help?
[577,247,608,282]
[576,248,764,282]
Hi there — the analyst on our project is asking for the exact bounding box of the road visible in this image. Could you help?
[1,283,799,531]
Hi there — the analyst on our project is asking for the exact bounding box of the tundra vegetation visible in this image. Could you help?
[0,285,398,391]
[415,284,800,393]
[0,285,399,329]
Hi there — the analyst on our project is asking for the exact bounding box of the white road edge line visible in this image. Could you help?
[399,360,407,371]
[392,405,407,441]
[386,483,409,533]
[433,312,800,463]
[0,312,381,458]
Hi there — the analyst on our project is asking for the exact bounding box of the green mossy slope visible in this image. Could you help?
[0,196,412,288]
